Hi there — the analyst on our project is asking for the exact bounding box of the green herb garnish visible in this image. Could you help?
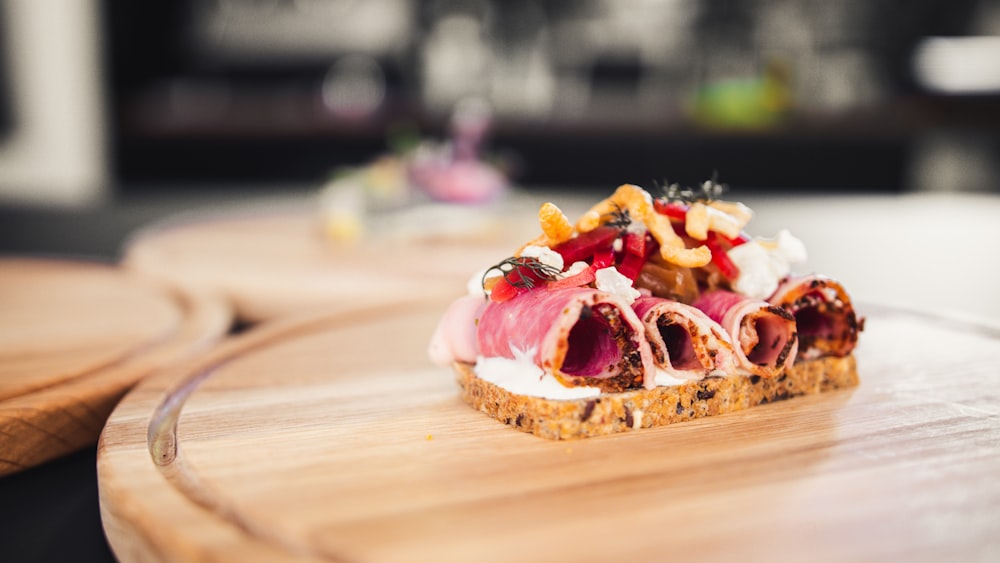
[658,172,727,204]
[482,256,561,292]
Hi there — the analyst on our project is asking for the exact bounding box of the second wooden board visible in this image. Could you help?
[123,198,550,323]
[0,258,231,476]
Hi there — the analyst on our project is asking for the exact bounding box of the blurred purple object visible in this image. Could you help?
[408,157,507,203]
[407,97,509,203]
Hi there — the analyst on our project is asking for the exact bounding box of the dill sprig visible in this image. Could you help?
[601,202,632,230]
[657,172,728,204]
[482,256,562,293]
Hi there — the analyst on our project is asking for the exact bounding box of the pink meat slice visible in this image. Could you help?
[768,274,862,360]
[477,287,655,392]
[693,289,798,378]
[632,296,737,380]
[428,295,486,365]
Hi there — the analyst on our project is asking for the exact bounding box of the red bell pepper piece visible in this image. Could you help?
[653,200,688,222]
[486,260,553,303]
[622,231,646,257]
[617,232,658,280]
[723,230,751,247]
[705,233,740,280]
[488,277,521,302]
[551,226,620,265]
[617,250,645,280]
[591,245,616,269]
[546,266,596,290]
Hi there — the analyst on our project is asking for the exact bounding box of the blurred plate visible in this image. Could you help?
[0,258,231,476]
[122,196,556,324]
[98,301,1000,561]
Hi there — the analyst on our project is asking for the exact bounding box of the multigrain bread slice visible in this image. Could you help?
[454,356,858,440]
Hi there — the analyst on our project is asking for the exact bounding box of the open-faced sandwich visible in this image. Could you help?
[429,182,862,439]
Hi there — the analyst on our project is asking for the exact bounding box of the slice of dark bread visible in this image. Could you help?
[454,356,858,440]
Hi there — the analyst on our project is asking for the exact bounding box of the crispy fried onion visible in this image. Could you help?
[516,201,574,256]
[577,184,710,267]
[684,201,752,241]
[518,184,751,269]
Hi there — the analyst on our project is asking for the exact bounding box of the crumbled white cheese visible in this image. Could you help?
[520,245,565,272]
[728,229,807,299]
[727,242,773,298]
[627,222,648,235]
[475,347,601,400]
[560,261,590,278]
[595,266,641,304]
[772,229,808,263]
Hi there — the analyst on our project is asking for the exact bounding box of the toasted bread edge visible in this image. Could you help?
[454,356,858,440]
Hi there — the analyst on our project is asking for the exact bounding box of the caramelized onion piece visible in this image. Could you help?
[636,259,699,304]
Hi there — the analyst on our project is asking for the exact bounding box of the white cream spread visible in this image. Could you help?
[474,347,602,400]
[474,352,697,401]
[653,368,694,387]
[728,229,807,299]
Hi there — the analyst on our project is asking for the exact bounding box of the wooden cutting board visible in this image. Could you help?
[97,301,1000,562]
[0,258,231,476]
[122,198,554,323]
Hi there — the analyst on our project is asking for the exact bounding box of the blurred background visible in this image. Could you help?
[1,0,999,211]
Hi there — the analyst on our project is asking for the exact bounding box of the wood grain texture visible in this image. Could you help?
[0,260,181,400]
[98,301,1000,562]
[122,200,549,323]
[0,259,232,476]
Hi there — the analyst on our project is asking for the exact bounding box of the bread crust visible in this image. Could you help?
[454,356,858,440]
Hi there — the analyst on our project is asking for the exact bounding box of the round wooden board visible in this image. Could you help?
[122,198,552,323]
[98,301,1000,562]
[0,258,232,476]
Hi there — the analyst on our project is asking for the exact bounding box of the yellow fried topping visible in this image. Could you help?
[684,202,710,240]
[576,184,652,232]
[538,201,574,245]
[519,183,750,270]
[516,201,574,256]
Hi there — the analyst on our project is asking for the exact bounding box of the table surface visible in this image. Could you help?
[2,186,998,562]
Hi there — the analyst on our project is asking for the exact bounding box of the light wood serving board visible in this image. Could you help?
[98,300,1000,562]
[0,258,231,476]
[122,199,551,324]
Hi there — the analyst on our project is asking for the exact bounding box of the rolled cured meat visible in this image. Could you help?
[768,274,861,360]
[477,287,655,392]
[428,295,486,366]
[692,289,798,378]
[632,296,737,381]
